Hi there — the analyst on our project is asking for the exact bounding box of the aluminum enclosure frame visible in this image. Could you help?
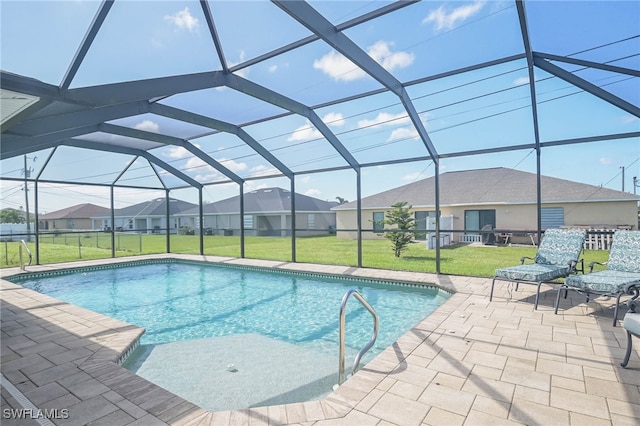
[1,0,638,272]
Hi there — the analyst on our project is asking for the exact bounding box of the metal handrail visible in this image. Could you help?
[19,239,32,271]
[338,289,379,385]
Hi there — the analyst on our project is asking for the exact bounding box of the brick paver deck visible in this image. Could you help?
[2,254,639,425]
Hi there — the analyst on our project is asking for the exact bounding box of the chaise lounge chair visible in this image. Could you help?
[555,230,640,326]
[621,283,639,368]
[490,228,586,309]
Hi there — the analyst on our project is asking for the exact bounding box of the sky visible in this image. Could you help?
[1,0,639,214]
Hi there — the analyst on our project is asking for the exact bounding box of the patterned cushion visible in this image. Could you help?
[607,230,640,273]
[534,228,586,266]
[623,312,640,335]
[564,270,640,294]
[495,263,571,282]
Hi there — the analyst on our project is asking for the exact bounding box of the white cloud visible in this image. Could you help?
[402,172,422,181]
[299,176,311,184]
[357,112,410,129]
[387,127,419,142]
[314,40,414,82]
[288,120,322,142]
[249,164,279,177]
[513,76,529,86]
[217,157,248,174]
[164,7,199,32]
[323,112,345,127]
[621,115,639,123]
[229,51,249,78]
[165,146,190,159]
[134,119,160,133]
[599,157,614,165]
[164,151,247,182]
[368,41,414,72]
[268,65,278,73]
[423,1,486,31]
[305,188,321,197]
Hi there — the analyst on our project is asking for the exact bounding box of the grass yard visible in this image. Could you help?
[1,233,609,278]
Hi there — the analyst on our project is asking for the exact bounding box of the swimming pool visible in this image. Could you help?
[11,260,450,411]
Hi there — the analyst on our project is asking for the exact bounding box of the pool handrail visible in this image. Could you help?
[19,239,32,271]
[338,289,379,385]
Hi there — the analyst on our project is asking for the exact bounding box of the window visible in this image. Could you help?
[308,214,315,229]
[373,212,384,232]
[464,210,496,232]
[243,215,253,229]
[541,207,564,229]
[66,219,74,229]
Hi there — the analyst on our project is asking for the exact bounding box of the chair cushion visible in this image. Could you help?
[495,264,571,282]
[607,230,640,273]
[623,312,640,336]
[534,228,586,266]
[564,270,640,294]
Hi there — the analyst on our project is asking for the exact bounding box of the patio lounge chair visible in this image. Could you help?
[621,283,639,368]
[555,230,640,326]
[489,228,586,309]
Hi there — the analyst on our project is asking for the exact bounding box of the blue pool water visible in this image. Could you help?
[14,260,450,410]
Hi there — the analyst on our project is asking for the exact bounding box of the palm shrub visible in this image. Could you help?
[378,201,416,258]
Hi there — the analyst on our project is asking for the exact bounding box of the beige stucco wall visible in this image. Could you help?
[335,201,638,240]
[44,218,95,230]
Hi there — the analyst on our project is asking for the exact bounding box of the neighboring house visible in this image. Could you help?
[38,203,110,231]
[333,168,640,241]
[178,187,338,237]
[93,198,198,234]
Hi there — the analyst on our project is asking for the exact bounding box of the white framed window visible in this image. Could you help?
[243,215,253,229]
[308,214,316,229]
[373,212,384,232]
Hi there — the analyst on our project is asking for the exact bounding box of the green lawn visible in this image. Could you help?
[1,234,609,278]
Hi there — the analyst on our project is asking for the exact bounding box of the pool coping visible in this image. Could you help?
[2,254,639,425]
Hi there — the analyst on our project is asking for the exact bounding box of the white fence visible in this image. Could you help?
[583,229,616,250]
[459,234,483,243]
[0,223,33,241]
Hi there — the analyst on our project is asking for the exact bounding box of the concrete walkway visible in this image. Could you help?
[2,254,639,425]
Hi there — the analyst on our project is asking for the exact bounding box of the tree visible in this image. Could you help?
[0,209,24,224]
[378,201,415,258]
[335,196,348,204]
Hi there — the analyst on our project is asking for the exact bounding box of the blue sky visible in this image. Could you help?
[1,0,639,214]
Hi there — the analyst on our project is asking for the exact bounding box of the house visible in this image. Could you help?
[332,168,640,242]
[178,187,338,237]
[93,198,198,234]
[38,203,110,231]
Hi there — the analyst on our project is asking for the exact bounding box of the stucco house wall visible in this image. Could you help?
[179,188,338,237]
[334,168,640,241]
[336,200,638,240]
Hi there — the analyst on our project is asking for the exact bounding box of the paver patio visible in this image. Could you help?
[2,254,639,425]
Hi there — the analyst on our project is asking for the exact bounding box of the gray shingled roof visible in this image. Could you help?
[181,187,338,215]
[333,168,640,210]
[107,198,198,217]
[39,203,110,220]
